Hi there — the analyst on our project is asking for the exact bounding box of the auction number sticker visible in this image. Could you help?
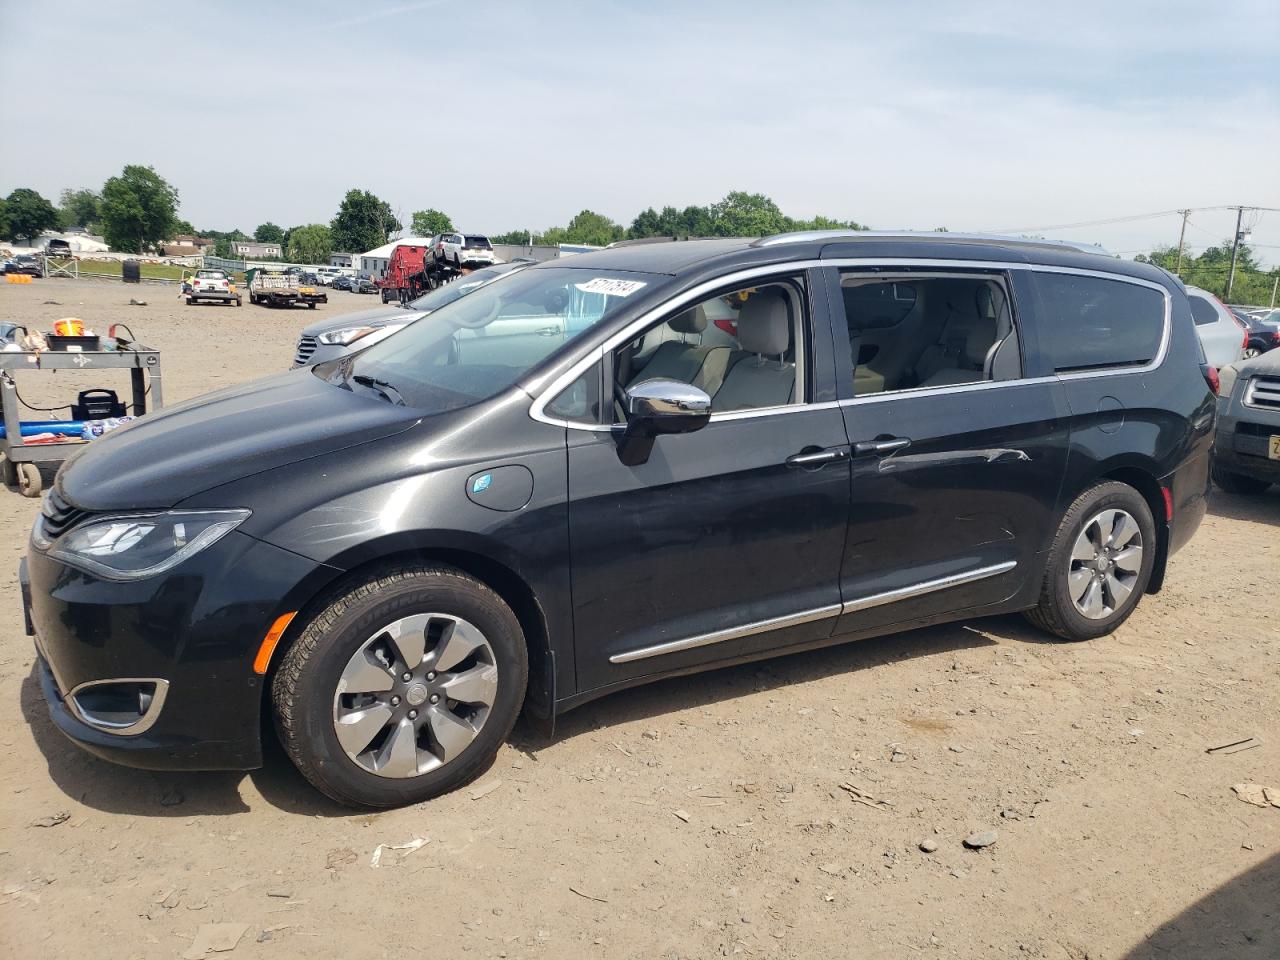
[575,278,647,297]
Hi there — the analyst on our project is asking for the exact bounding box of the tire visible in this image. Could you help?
[1243,346,1261,359]
[186,297,196,305]
[1213,467,1271,495]
[1024,481,1156,641]
[17,462,41,498]
[272,564,528,808]
[308,302,316,309]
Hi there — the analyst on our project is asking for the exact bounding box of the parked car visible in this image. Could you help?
[1239,311,1280,358]
[330,275,355,292]
[299,272,319,285]
[353,276,378,294]
[22,233,1213,808]
[45,238,74,259]
[1185,285,1246,369]
[293,261,533,366]
[187,269,242,307]
[7,255,43,277]
[1211,348,1280,494]
[433,232,496,268]
[314,267,341,286]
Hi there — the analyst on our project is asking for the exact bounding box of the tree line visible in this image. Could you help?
[5,170,1276,303]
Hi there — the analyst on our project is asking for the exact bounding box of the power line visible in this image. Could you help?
[984,204,1280,236]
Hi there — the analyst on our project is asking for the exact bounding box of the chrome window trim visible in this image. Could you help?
[608,559,1017,665]
[65,677,170,737]
[609,604,842,664]
[529,258,1174,431]
[840,560,1016,614]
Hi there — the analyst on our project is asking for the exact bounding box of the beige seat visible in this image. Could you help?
[713,292,795,411]
[628,307,732,395]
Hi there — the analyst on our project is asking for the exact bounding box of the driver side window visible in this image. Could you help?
[612,278,806,417]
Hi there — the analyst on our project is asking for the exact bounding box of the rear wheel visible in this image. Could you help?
[272,564,527,807]
[1024,481,1155,641]
[1213,467,1271,495]
[1243,346,1262,359]
[17,462,41,498]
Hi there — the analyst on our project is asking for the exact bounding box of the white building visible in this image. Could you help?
[357,237,436,279]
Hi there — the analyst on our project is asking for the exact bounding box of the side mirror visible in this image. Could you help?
[613,378,711,465]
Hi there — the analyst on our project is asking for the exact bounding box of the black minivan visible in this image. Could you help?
[22,233,1215,807]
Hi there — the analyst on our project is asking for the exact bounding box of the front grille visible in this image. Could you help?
[41,486,89,540]
[294,335,318,366]
[1245,376,1280,410]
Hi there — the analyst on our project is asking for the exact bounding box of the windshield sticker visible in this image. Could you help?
[575,278,647,297]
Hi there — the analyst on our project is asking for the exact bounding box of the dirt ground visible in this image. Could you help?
[0,276,1276,960]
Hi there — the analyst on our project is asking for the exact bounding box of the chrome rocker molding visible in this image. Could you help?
[610,560,1016,664]
[65,677,171,737]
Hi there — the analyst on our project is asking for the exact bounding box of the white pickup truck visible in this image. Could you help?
[187,270,242,306]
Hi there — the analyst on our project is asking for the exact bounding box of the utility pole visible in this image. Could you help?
[1271,274,1278,309]
[1226,205,1245,300]
[1175,209,1190,274]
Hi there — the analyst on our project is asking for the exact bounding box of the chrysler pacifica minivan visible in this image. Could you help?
[22,233,1214,807]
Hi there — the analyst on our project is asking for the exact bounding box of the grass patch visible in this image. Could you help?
[74,260,246,283]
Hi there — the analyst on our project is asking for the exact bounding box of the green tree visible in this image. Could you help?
[4,188,62,243]
[0,196,8,239]
[287,224,333,265]
[410,208,453,237]
[786,214,867,232]
[100,165,180,253]
[330,189,399,253]
[59,188,102,231]
[254,222,284,243]
[710,191,788,237]
[171,219,195,236]
[490,229,534,245]
[558,209,624,247]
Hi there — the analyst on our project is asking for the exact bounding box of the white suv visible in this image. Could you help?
[432,233,496,268]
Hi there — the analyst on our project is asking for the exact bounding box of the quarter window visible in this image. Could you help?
[838,273,1021,395]
[612,278,806,416]
[1187,294,1219,326]
[1034,273,1165,372]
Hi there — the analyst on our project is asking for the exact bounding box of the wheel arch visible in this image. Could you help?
[261,544,557,741]
[1093,461,1169,594]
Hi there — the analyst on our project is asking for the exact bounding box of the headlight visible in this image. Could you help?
[318,326,377,346]
[47,510,250,581]
[1218,364,1239,397]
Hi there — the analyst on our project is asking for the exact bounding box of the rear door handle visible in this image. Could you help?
[853,438,911,457]
[786,446,850,468]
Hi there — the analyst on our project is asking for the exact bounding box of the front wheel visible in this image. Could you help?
[1024,481,1156,641]
[272,564,528,808]
[1213,467,1271,495]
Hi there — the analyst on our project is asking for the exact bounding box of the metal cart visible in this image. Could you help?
[0,345,163,498]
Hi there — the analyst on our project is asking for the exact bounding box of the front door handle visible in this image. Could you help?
[853,437,911,457]
[786,446,850,468]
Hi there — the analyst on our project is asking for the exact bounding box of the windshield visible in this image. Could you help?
[406,264,522,312]
[347,267,658,411]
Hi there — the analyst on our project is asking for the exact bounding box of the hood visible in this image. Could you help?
[301,306,422,337]
[1230,347,1280,378]
[58,368,421,511]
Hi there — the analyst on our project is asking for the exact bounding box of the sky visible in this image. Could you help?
[2,0,1278,267]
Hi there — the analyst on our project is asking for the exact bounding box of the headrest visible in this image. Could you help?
[965,316,997,365]
[976,285,995,318]
[737,292,790,356]
[668,305,707,335]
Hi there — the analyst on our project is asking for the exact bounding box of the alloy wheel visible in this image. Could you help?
[332,613,498,778]
[1067,508,1144,620]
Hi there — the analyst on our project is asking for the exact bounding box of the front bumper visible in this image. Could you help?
[22,530,333,771]
[1214,390,1280,483]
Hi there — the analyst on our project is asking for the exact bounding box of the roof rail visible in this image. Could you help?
[752,229,1112,256]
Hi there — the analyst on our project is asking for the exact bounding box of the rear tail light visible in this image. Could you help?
[1201,363,1220,395]
[714,318,739,337]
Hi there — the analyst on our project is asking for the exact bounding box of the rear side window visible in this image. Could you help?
[1034,273,1165,373]
[1187,294,1219,326]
